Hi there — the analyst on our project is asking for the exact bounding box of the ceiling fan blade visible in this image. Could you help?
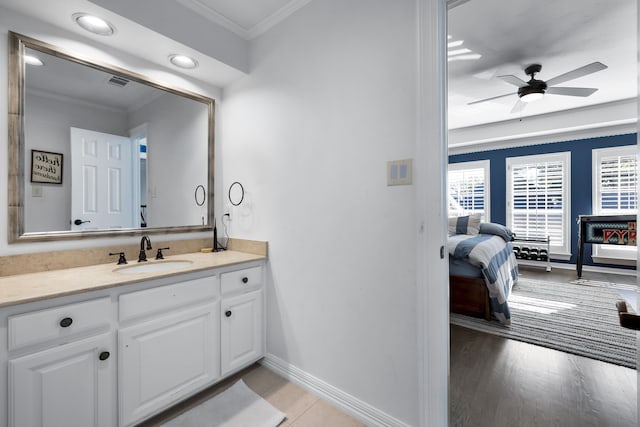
[546,87,598,97]
[467,92,514,105]
[510,99,526,114]
[545,62,608,87]
[497,74,528,87]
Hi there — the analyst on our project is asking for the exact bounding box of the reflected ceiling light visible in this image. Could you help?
[448,48,472,57]
[169,54,199,69]
[448,53,482,62]
[447,39,464,48]
[73,13,116,36]
[24,54,44,66]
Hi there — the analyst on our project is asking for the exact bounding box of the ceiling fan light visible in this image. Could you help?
[520,91,544,103]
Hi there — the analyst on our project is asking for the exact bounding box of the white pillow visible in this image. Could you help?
[448,213,481,235]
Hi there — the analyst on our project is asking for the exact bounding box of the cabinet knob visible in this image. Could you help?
[241,277,249,284]
[225,310,232,317]
[59,317,73,328]
[99,351,110,361]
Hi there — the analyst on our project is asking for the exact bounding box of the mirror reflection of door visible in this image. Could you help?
[130,124,149,228]
[70,127,135,230]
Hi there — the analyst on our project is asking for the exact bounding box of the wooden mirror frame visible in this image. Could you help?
[8,32,215,243]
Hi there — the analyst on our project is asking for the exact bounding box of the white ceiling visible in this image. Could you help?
[448,0,637,129]
[176,0,312,39]
[1,0,636,132]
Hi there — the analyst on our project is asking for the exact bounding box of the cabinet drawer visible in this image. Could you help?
[221,266,262,295]
[119,276,218,322]
[8,297,111,351]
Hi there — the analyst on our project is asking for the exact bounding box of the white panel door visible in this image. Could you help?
[221,289,264,375]
[9,334,114,427]
[118,303,220,427]
[70,127,134,230]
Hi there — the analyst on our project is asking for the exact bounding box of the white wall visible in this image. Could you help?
[221,0,430,424]
[0,7,223,254]
[129,92,209,228]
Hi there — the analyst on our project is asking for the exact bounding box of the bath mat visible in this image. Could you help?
[160,379,286,427]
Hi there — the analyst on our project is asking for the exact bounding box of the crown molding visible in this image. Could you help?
[177,0,313,40]
[448,98,638,154]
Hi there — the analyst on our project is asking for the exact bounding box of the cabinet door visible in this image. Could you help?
[9,334,114,427]
[118,303,219,427]
[221,289,264,376]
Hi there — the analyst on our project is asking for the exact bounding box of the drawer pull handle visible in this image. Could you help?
[59,317,73,328]
[225,310,232,317]
[242,277,249,284]
[99,351,110,361]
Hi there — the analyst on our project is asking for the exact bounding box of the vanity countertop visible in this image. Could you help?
[0,251,265,308]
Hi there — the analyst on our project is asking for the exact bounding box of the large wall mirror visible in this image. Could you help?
[8,32,215,242]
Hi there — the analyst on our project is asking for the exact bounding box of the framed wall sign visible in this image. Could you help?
[31,150,63,184]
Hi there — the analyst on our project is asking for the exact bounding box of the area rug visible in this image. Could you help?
[450,277,638,369]
[160,380,286,427]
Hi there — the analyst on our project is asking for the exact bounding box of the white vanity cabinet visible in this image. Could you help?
[118,276,220,427]
[0,257,266,427]
[6,297,115,427]
[9,333,114,427]
[220,266,265,376]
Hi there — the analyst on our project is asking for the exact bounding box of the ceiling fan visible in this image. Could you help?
[468,62,608,113]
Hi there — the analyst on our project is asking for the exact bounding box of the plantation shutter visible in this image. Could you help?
[509,160,565,246]
[597,152,637,213]
[448,167,486,219]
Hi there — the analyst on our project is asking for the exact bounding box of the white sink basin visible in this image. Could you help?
[114,260,193,274]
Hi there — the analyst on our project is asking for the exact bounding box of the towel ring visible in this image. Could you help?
[228,181,244,206]
[194,184,206,206]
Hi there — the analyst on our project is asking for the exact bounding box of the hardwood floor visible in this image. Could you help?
[450,266,638,427]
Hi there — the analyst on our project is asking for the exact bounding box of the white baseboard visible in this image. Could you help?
[551,262,637,277]
[260,354,411,427]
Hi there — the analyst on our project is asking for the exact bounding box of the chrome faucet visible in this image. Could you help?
[138,236,152,262]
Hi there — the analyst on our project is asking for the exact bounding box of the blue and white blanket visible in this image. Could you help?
[448,234,519,324]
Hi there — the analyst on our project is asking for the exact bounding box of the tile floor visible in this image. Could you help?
[138,363,366,426]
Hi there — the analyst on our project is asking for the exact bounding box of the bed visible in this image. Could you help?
[447,217,519,324]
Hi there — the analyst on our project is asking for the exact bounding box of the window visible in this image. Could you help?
[592,146,638,262]
[448,160,490,221]
[506,152,571,257]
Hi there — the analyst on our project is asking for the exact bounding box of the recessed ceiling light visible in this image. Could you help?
[168,54,199,69]
[73,13,116,36]
[24,54,44,66]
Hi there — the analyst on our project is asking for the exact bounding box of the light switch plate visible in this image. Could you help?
[31,185,43,197]
[387,159,413,186]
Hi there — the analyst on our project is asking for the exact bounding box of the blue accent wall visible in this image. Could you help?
[449,133,637,269]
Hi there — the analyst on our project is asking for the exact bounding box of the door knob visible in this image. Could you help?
[225,310,232,317]
[616,301,640,330]
[73,219,91,225]
[59,317,73,327]
[99,351,110,361]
